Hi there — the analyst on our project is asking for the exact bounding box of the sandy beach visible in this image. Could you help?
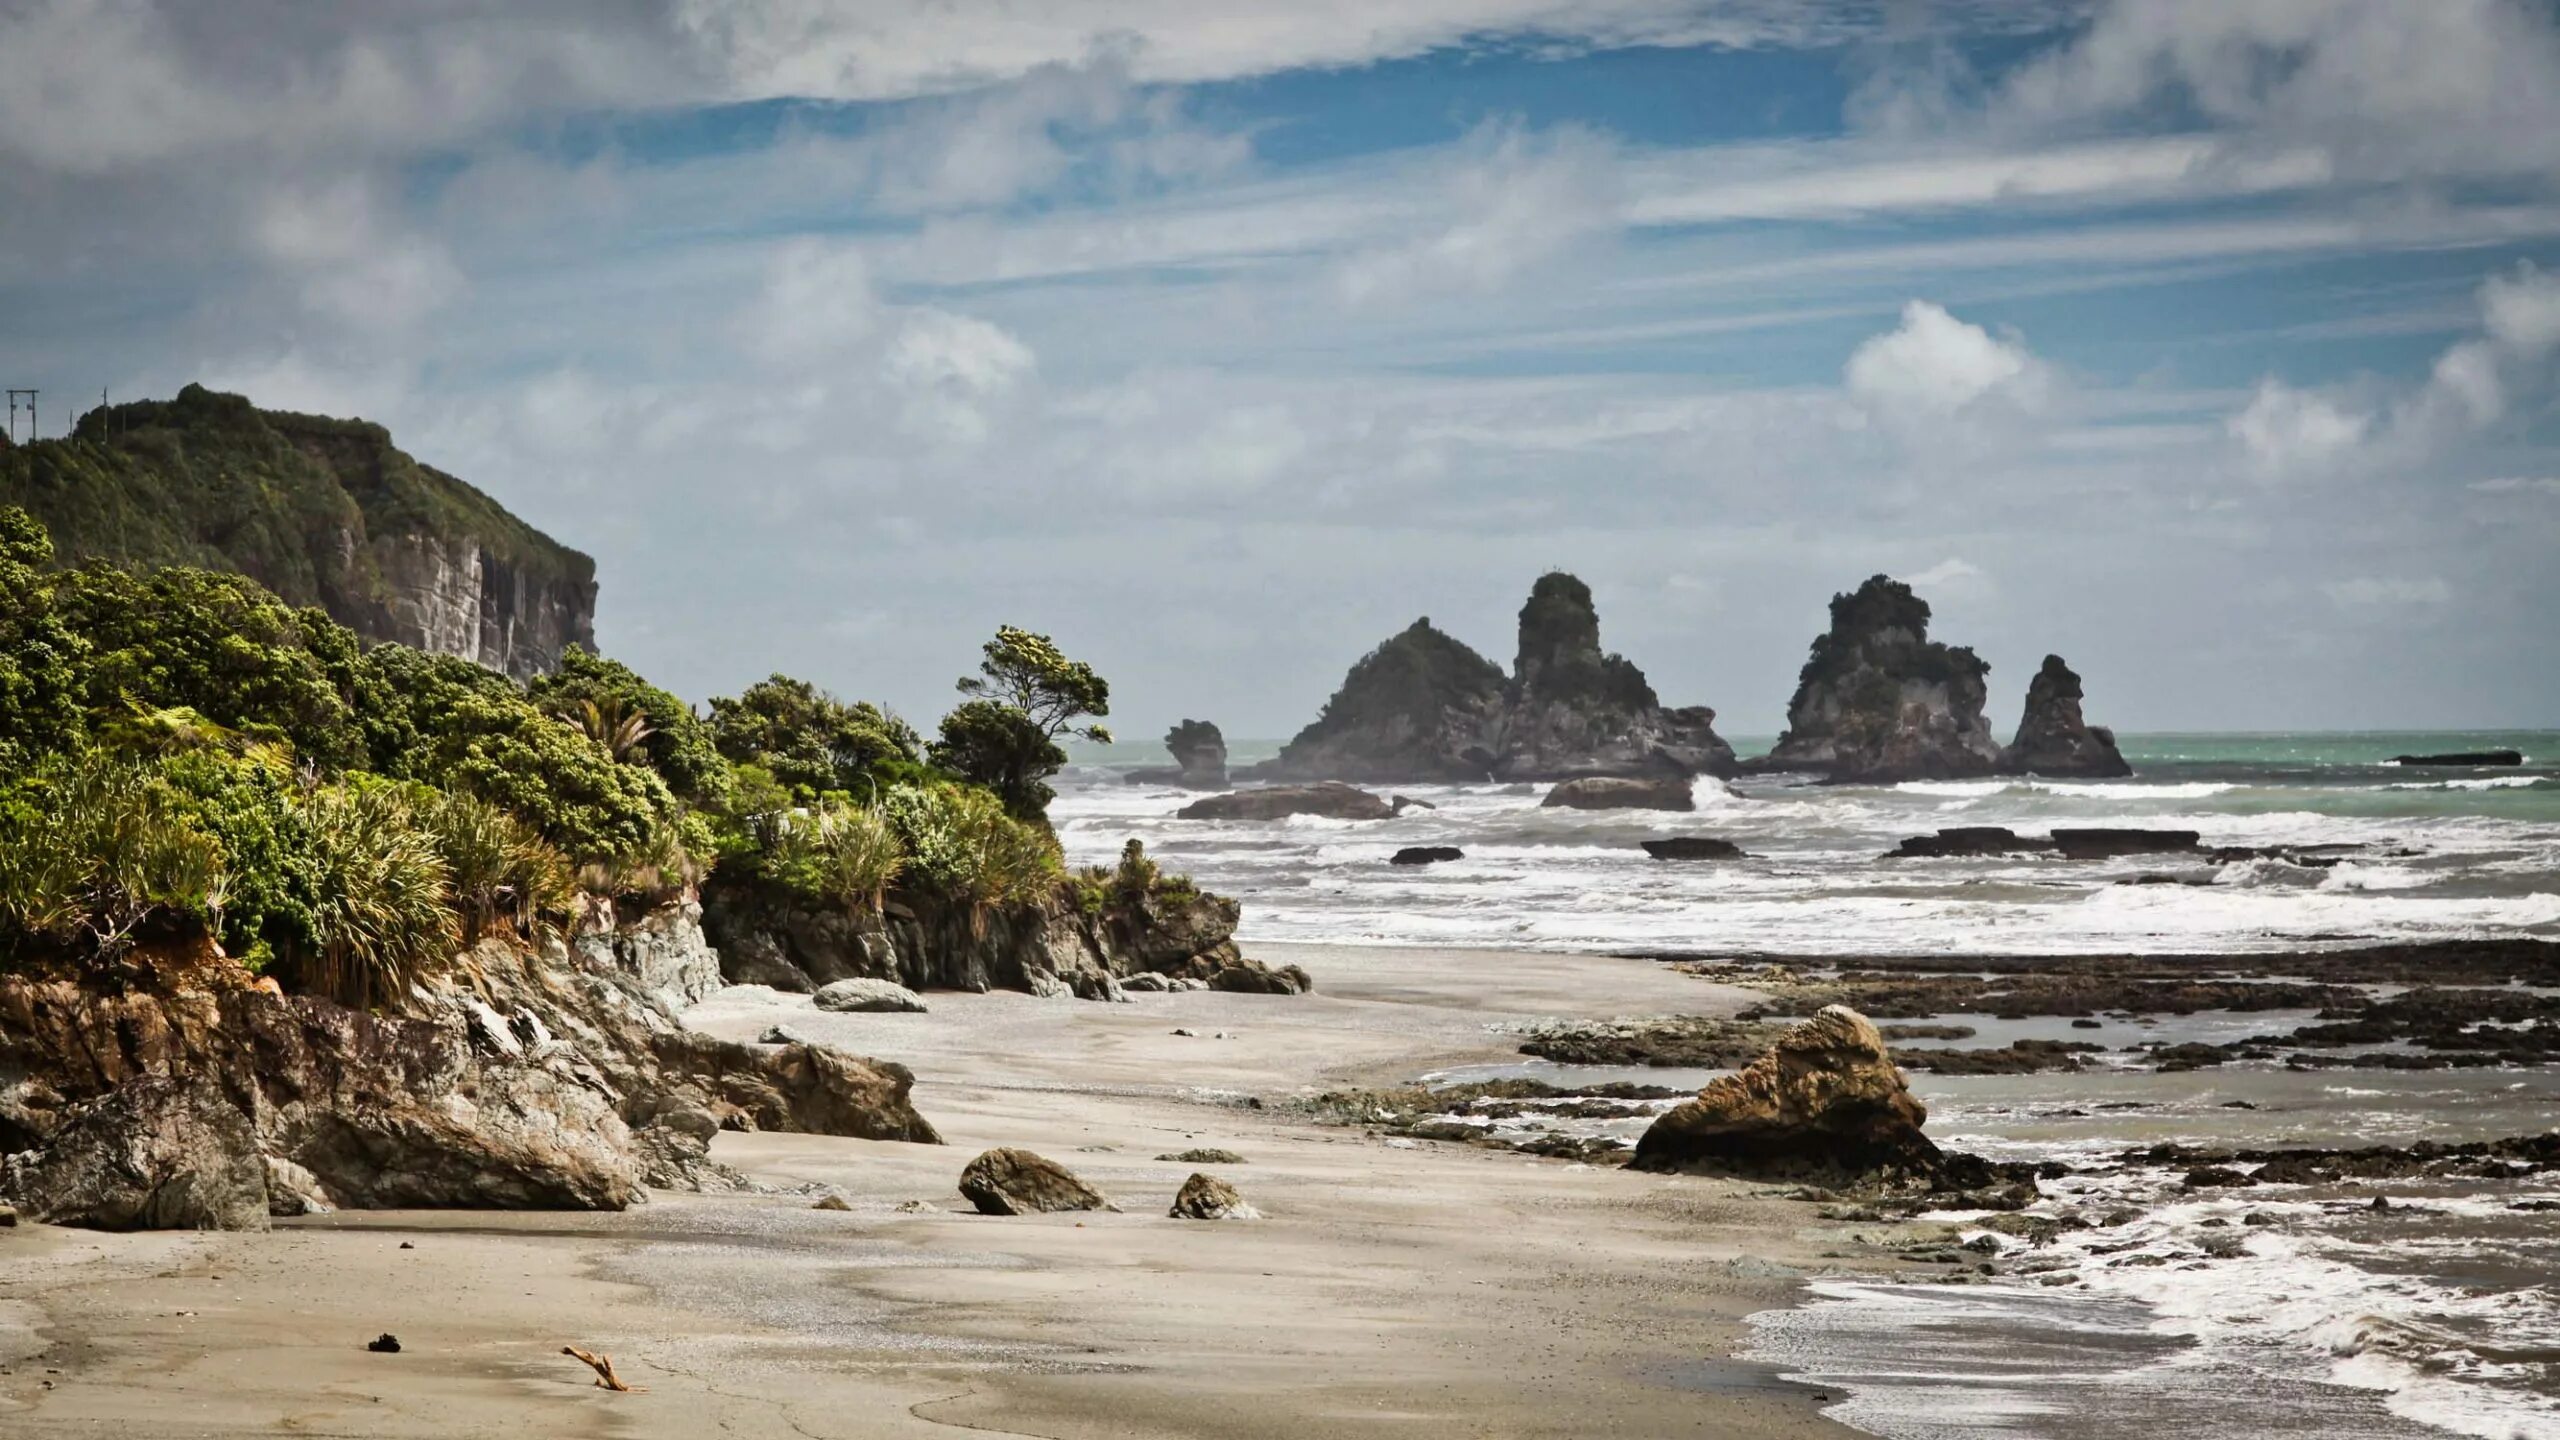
[0,943,1863,1439]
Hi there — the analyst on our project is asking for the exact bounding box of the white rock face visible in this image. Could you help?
[373,532,595,680]
[812,977,931,1014]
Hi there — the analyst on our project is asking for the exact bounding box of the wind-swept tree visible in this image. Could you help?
[932,627,1111,821]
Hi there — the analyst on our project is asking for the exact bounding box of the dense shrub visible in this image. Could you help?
[417,788,576,945]
[529,647,733,808]
[0,749,227,963]
[708,674,932,801]
[0,507,82,768]
[294,782,456,1008]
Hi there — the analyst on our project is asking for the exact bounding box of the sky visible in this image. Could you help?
[4,1,2559,740]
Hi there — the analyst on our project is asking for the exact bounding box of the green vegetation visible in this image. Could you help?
[0,495,1154,1003]
[0,384,592,644]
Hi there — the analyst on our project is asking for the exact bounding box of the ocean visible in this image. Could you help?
[1053,732,2560,1440]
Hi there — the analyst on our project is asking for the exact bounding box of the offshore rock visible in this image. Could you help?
[2001,655,2131,778]
[1755,575,2003,784]
[1390,846,1464,866]
[958,1148,1114,1215]
[2051,828,2200,859]
[1542,775,1695,811]
[1629,1006,1949,1185]
[2391,750,2524,767]
[1260,618,1510,783]
[1127,719,1233,788]
[1642,837,1748,861]
[1179,783,1395,821]
[1887,827,2049,858]
[1258,574,1735,784]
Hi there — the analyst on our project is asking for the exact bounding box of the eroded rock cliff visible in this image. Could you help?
[1756,575,2003,784]
[0,384,595,678]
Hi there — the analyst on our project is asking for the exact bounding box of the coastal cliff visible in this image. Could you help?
[1260,573,1733,783]
[0,899,939,1229]
[0,384,593,678]
[1755,574,2003,783]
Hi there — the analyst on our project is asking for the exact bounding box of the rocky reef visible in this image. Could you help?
[1126,720,1231,788]
[0,900,939,1230]
[2001,654,2131,778]
[1754,575,2003,784]
[0,384,594,678]
[1260,573,1733,784]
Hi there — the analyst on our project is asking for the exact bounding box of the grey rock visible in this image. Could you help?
[812,977,930,1014]
[1168,1171,1259,1220]
[958,1148,1114,1215]
[1178,783,1395,821]
[1543,776,1695,811]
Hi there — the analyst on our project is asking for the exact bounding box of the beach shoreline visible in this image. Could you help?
[0,941,1868,1439]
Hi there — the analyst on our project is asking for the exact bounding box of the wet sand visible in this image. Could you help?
[0,943,1859,1439]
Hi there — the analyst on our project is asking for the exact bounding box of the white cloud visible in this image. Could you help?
[2229,378,2370,476]
[1845,300,2048,416]
[2323,576,2451,608]
[884,308,1037,445]
[1908,557,1989,589]
[2480,262,2560,356]
[2470,475,2560,495]
[1333,122,1622,305]
[740,239,880,364]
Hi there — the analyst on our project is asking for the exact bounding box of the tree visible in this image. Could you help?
[528,647,732,808]
[0,506,83,768]
[933,627,1110,820]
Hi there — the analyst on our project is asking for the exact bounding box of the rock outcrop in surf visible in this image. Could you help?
[1753,575,2003,784]
[1126,719,1231,788]
[2001,655,2131,778]
[1257,574,1734,784]
[1628,1005,1948,1185]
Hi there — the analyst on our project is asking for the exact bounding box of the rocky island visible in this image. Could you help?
[1753,575,2132,783]
[1254,572,1734,785]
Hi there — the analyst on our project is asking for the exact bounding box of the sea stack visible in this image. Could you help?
[1259,573,1734,783]
[1755,575,2002,784]
[2001,655,2131,778]
[1489,573,1737,781]
[1127,719,1232,788]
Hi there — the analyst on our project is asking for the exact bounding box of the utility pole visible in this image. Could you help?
[3,389,34,443]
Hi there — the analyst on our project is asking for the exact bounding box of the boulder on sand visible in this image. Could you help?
[957,1147,1115,1215]
[1629,1006,1947,1185]
[1542,776,1694,812]
[1178,783,1394,821]
[1641,837,1746,861]
[812,977,929,1013]
[1168,1171,1260,1220]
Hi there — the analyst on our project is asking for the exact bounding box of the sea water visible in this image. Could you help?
[1052,732,2560,1439]
[1053,731,2560,956]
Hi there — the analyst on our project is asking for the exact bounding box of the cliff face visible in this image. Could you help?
[0,384,594,678]
[2002,654,2132,778]
[1261,574,1734,783]
[1759,575,2003,784]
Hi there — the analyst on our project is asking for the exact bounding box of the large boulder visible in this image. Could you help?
[1168,1172,1259,1220]
[958,1147,1114,1215]
[1753,575,2004,784]
[1179,783,1395,821]
[2,1076,270,1231]
[1542,775,1695,812]
[1629,1006,1945,1185]
[2001,655,2132,778]
[813,977,929,1013]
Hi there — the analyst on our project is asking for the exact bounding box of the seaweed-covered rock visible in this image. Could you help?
[1542,776,1695,811]
[1629,1006,1947,1185]
[1755,576,2003,784]
[958,1147,1113,1215]
[2001,655,2131,778]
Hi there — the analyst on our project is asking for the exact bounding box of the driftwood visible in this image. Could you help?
[561,1345,645,1392]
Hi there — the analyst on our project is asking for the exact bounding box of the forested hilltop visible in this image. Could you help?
[0,385,593,678]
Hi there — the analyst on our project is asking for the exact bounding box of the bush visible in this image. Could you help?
[881,783,1060,926]
[528,647,734,808]
[0,749,227,964]
[295,783,456,1008]
[0,507,83,769]
[708,675,931,802]
[354,644,681,865]
[158,746,322,970]
[765,801,905,914]
[418,788,576,945]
